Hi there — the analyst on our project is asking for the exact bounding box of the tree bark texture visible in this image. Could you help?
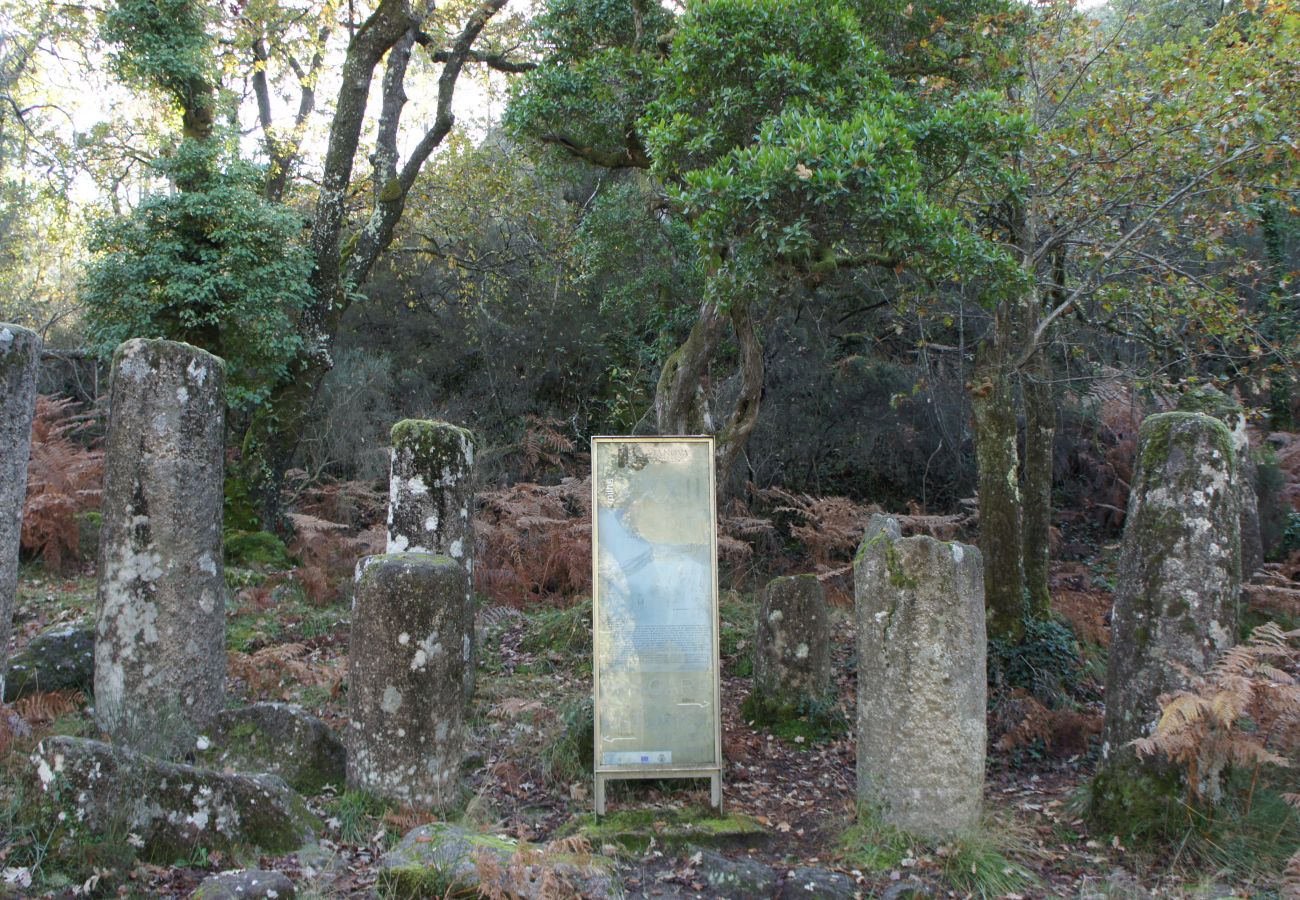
[1020,344,1054,618]
[971,313,1026,642]
[653,300,765,492]
[241,0,508,529]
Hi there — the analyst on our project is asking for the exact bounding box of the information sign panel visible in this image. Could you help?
[591,436,722,813]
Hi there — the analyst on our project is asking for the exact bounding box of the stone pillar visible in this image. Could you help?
[746,574,832,719]
[1092,412,1240,822]
[0,324,41,700]
[387,419,476,698]
[347,553,469,810]
[1176,386,1262,577]
[854,514,986,837]
[94,339,226,754]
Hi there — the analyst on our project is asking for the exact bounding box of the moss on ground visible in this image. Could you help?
[223,530,293,569]
[561,807,767,852]
[741,690,847,745]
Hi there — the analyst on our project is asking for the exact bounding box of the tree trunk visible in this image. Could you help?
[716,302,765,487]
[653,299,766,492]
[1021,347,1054,618]
[237,0,509,531]
[971,305,1026,642]
[654,300,730,435]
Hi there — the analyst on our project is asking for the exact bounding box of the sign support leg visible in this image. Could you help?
[595,774,607,816]
[710,773,722,812]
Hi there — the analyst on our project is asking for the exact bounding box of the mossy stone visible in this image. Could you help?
[3,620,95,702]
[560,808,768,853]
[1101,412,1240,771]
[1086,758,1184,843]
[378,823,619,899]
[196,703,346,794]
[25,736,320,863]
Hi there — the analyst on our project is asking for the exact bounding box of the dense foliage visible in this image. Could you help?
[80,145,312,407]
[80,0,313,407]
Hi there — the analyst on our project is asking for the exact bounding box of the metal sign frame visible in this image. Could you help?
[590,435,723,815]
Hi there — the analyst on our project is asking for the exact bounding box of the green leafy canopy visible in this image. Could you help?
[80,141,312,408]
[507,0,1031,307]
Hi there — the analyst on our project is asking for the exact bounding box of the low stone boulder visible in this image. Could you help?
[3,621,94,702]
[691,849,777,898]
[378,823,619,899]
[28,736,320,860]
[197,703,346,794]
[191,869,296,899]
[777,867,859,899]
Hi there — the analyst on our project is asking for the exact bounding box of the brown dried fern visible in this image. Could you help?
[228,643,341,700]
[22,396,104,570]
[1134,622,1300,809]
[475,478,592,607]
[13,689,86,725]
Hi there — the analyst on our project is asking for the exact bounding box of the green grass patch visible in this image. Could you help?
[519,598,592,670]
[719,592,757,677]
[839,807,1035,898]
[325,790,391,845]
[540,695,594,786]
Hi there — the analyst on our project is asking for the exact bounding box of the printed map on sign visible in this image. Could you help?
[593,439,718,770]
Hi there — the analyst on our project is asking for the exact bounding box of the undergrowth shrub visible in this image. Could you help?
[1135,622,1299,807]
[988,615,1086,703]
[286,512,384,606]
[1131,621,1300,879]
[22,396,103,571]
[991,690,1102,759]
[475,479,591,606]
[540,696,594,787]
[988,616,1100,759]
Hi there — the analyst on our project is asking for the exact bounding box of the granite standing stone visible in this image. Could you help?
[0,323,41,701]
[1093,412,1240,819]
[854,514,986,837]
[387,419,477,699]
[347,552,469,810]
[749,574,832,715]
[93,339,226,754]
[1176,386,1262,577]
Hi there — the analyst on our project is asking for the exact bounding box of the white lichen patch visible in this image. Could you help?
[186,357,209,385]
[449,538,463,558]
[398,632,410,645]
[424,514,439,533]
[381,685,403,714]
[117,347,151,382]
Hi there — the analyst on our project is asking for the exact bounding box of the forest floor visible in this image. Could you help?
[2,550,1297,898]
